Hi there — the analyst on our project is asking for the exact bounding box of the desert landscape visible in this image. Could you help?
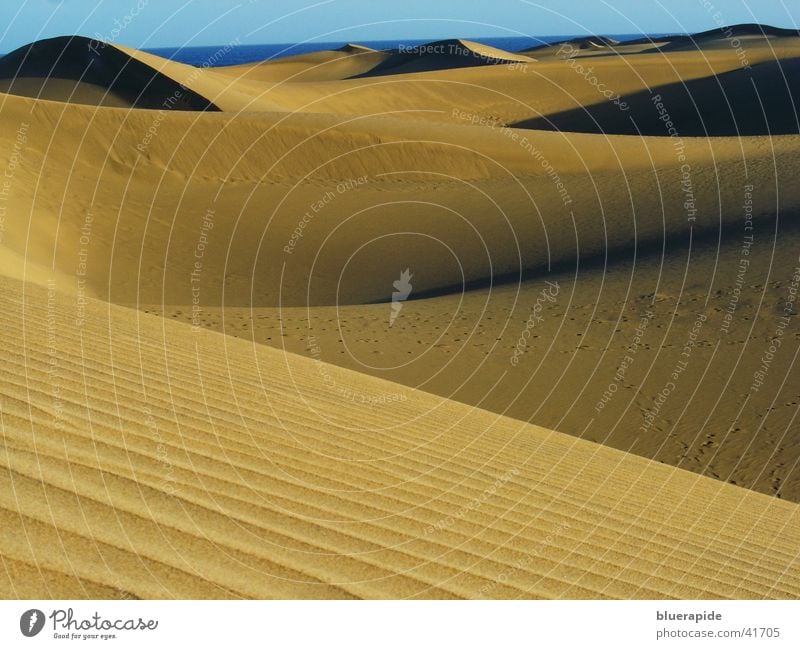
[1,24,799,599]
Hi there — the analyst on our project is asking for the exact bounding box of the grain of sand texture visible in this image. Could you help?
[1,27,799,599]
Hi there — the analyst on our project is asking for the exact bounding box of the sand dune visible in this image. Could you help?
[652,24,800,51]
[0,35,287,111]
[539,24,800,57]
[0,36,218,110]
[520,35,621,56]
[516,57,800,135]
[1,25,799,600]
[159,216,800,501]
[521,24,800,61]
[1,274,799,599]
[213,38,800,125]
[1,88,798,309]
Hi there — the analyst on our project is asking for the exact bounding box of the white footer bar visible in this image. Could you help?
[1,600,797,648]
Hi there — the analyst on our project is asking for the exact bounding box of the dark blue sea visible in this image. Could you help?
[145,34,676,67]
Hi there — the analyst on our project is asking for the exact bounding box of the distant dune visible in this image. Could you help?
[353,39,535,77]
[0,36,218,109]
[649,23,800,50]
[0,24,799,599]
[185,43,392,83]
[520,35,620,55]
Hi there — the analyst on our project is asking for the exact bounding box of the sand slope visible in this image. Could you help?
[162,219,800,501]
[1,274,799,599]
[1,89,799,309]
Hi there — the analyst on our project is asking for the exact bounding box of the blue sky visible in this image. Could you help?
[1,0,798,51]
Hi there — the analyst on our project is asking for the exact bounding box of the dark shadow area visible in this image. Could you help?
[516,24,800,57]
[626,23,800,48]
[395,209,799,303]
[0,36,219,110]
[514,57,800,136]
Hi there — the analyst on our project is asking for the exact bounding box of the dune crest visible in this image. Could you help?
[338,43,378,54]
